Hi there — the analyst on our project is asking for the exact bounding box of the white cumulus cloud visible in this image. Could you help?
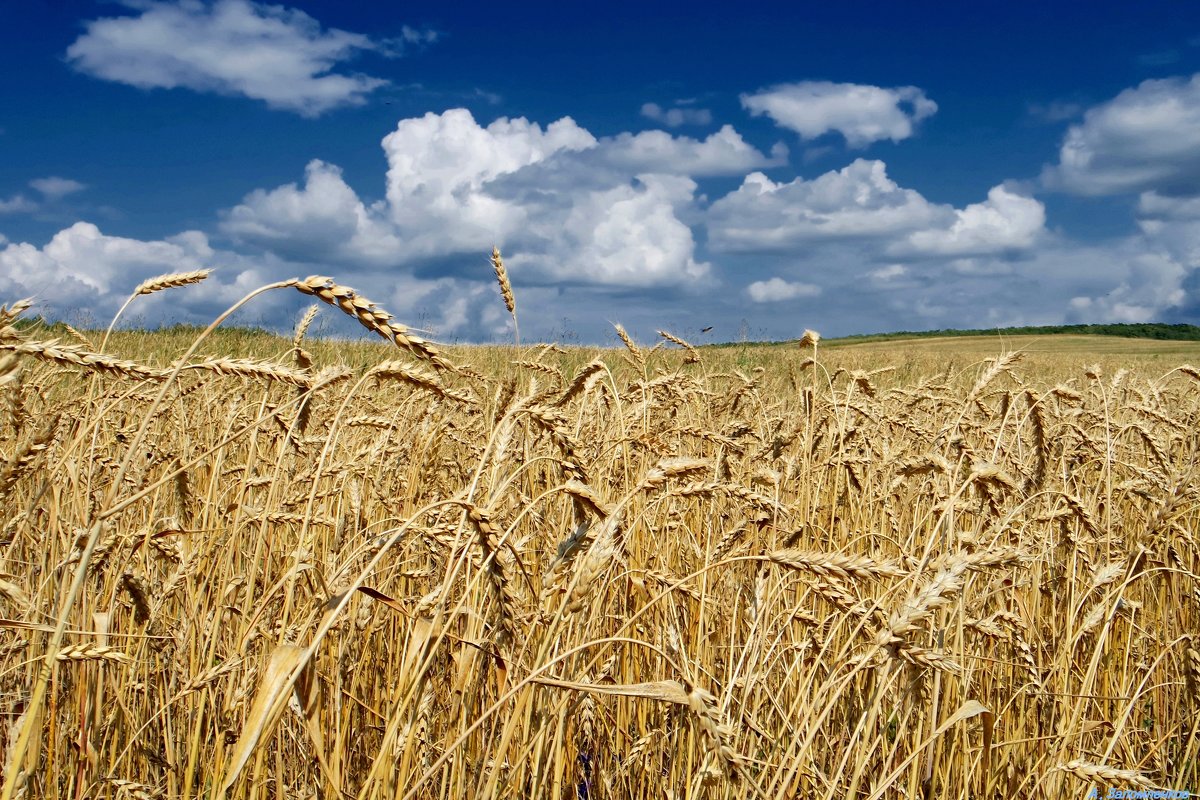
[222,159,401,265]
[1043,73,1200,196]
[0,222,292,325]
[707,159,1046,260]
[741,81,937,148]
[225,109,761,289]
[526,173,710,286]
[0,222,210,307]
[707,159,944,251]
[904,185,1046,256]
[746,277,820,302]
[600,125,784,175]
[66,0,398,116]
[379,109,597,254]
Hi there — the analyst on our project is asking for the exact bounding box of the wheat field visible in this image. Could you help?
[0,272,1198,799]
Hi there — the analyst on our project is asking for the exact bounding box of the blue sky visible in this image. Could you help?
[4,0,1200,343]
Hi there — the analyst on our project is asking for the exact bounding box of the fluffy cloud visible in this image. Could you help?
[599,126,785,175]
[708,160,943,251]
[66,0,398,116]
[523,173,710,286]
[707,160,1046,260]
[225,109,768,288]
[746,277,820,303]
[222,160,401,265]
[741,81,937,147]
[1133,192,1200,281]
[904,185,1045,256]
[30,177,87,200]
[378,109,597,254]
[641,102,713,128]
[1,221,324,330]
[0,222,214,309]
[1044,73,1200,196]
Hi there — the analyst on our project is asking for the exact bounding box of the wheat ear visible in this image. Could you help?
[99,270,211,353]
[1056,760,1155,788]
[290,276,454,371]
[491,246,519,346]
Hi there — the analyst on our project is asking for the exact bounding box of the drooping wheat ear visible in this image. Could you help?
[0,579,31,618]
[1023,389,1048,490]
[371,361,477,407]
[1185,643,1200,700]
[613,323,645,370]
[181,357,313,387]
[1056,760,1155,788]
[62,324,95,349]
[845,369,875,397]
[1049,383,1082,402]
[1171,367,1200,383]
[171,456,192,526]
[556,359,606,406]
[646,457,713,487]
[463,504,519,660]
[289,276,453,371]
[710,513,769,561]
[657,330,700,364]
[1061,493,1102,538]
[565,510,624,614]
[516,360,565,384]
[769,549,905,580]
[291,365,351,440]
[685,683,746,781]
[55,644,132,665]
[0,340,165,381]
[0,299,32,331]
[121,572,152,625]
[523,404,589,482]
[561,480,613,519]
[884,557,972,639]
[673,425,745,453]
[98,777,161,800]
[968,460,1020,510]
[0,353,19,390]
[133,269,211,296]
[929,548,1024,573]
[665,480,781,513]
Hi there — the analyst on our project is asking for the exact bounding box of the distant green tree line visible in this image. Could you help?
[829,322,1200,343]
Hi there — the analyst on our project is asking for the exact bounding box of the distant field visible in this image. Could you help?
[828,332,1200,357]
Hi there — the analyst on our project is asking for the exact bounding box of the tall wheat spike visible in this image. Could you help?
[491,246,519,347]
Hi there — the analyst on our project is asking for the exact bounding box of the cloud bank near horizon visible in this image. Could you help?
[5,55,1200,342]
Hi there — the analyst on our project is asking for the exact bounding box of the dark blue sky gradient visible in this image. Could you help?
[3,0,1196,244]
